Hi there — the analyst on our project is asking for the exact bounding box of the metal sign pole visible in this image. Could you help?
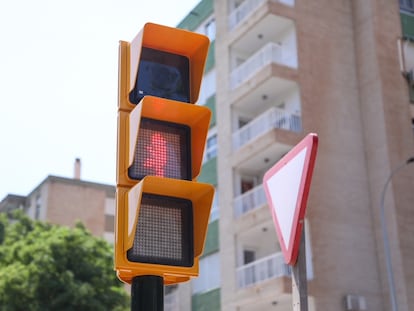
[292,226,308,311]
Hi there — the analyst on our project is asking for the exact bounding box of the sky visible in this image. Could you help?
[0,0,201,200]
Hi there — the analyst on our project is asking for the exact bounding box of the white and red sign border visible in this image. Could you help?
[263,133,318,265]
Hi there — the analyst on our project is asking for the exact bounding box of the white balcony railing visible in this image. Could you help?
[229,0,266,30]
[234,184,267,217]
[228,0,295,30]
[164,291,179,311]
[232,107,301,150]
[231,42,289,90]
[237,252,291,288]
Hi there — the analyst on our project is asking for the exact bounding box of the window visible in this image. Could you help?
[239,176,258,214]
[195,16,216,42]
[229,0,244,12]
[192,252,220,294]
[238,117,251,129]
[35,194,41,220]
[209,189,219,221]
[243,249,256,264]
[205,134,217,161]
[241,178,254,194]
[198,69,216,105]
[105,214,115,232]
[205,18,216,41]
[400,0,414,13]
[203,129,218,163]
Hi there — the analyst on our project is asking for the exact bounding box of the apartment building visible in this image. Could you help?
[0,159,116,243]
[167,0,414,310]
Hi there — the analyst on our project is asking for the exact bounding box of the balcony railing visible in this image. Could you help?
[234,184,267,217]
[230,42,297,89]
[232,107,301,150]
[229,0,265,30]
[228,0,295,30]
[237,252,291,288]
[231,42,292,90]
[164,291,179,311]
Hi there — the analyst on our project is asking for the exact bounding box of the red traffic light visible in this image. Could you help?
[116,96,211,187]
[128,118,191,181]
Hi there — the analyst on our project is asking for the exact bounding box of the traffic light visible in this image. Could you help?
[115,23,213,285]
[117,22,209,111]
[117,96,211,187]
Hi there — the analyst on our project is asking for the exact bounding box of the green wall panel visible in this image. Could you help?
[401,12,414,39]
[205,95,216,127]
[202,220,219,256]
[205,40,215,73]
[177,0,213,31]
[198,157,217,185]
[400,13,414,102]
[192,288,221,311]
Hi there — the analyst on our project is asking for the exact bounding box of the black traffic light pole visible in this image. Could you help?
[131,275,164,311]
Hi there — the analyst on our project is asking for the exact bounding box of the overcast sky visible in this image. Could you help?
[0,0,200,200]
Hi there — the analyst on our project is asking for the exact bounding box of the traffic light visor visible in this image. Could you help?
[125,177,214,259]
[123,23,209,108]
[115,177,214,284]
[116,96,211,186]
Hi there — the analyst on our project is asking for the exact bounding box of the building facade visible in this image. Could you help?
[0,165,116,243]
[168,0,414,310]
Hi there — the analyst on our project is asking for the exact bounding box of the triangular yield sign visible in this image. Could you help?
[263,133,318,265]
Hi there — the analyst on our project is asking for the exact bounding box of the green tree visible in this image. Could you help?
[0,212,129,311]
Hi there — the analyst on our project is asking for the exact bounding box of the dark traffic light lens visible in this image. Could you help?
[127,193,194,267]
[129,47,190,104]
[128,118,191,180]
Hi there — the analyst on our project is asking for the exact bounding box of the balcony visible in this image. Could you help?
[234,184,267,217]
[237,252,291,288]
[232,107,301,151]
[230,42,296,90]
[229,0,295,31]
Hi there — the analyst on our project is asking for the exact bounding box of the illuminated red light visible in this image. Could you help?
[144,133,168,177]
[128,118,191,181]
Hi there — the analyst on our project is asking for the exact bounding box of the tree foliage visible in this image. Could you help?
[0,212,129,311]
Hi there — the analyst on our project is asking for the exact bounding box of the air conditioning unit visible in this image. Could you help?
[344,294,367,311]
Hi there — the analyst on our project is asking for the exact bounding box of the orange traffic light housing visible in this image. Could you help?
[115,23,213,285]
[116,96,211,187]
[115,177,214,285]
[118,22,210,111]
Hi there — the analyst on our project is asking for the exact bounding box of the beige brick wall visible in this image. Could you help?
[45,180,108,237]
[215,0,414,310]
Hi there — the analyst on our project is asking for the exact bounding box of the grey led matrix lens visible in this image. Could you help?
[127,193,193,267]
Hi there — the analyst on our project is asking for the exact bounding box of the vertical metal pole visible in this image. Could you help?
[131,275,164,311]
[378,159,413,311]
[292,226,308,311]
